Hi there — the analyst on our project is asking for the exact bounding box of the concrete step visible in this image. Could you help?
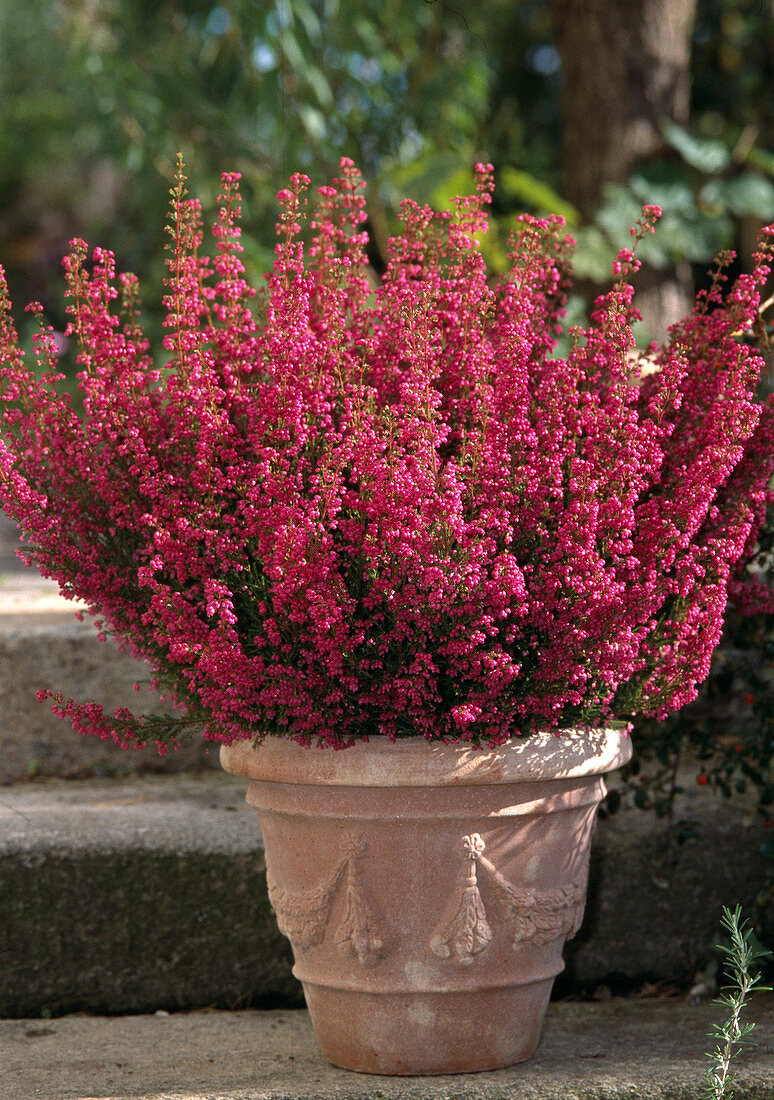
[0,574,216,782]
[1,772,772,1019]
[0,773,299,1017]
[3,1000,774,1100]
[1,509,214,781]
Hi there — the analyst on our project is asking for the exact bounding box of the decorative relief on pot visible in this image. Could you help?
[429,832,586,965]
[266,833,386,966]
[429,833,492,966]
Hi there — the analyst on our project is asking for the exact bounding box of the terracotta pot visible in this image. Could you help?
[220,727,631,1075]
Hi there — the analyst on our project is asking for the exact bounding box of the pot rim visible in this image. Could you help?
[220,726,632,787]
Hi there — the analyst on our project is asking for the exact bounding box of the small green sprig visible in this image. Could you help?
[701,905,772,1099]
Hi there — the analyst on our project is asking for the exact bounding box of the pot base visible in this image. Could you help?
[303,979,552,1075]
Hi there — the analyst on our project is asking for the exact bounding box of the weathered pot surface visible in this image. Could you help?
[221,727,631,1075]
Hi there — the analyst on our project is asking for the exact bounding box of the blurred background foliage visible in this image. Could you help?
[2,0,774,835]
[2,0,772,334]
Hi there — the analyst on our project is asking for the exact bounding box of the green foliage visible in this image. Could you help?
[565,1,774,290]
[702,175,774,219]
[0,0,493,320]
[573,124,774,283]
[701,906,772,1099]
[662,119,732,175]
[498,166,578,225]
[4,1,771,325]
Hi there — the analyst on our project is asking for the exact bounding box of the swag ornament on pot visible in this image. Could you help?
[1,159,773,1074]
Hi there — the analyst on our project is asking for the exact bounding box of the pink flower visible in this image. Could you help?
[1,160,772,750]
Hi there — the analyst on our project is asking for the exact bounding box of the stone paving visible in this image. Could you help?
[3,1000,774,1100]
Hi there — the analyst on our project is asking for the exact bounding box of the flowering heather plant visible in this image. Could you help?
[1,158,773,752]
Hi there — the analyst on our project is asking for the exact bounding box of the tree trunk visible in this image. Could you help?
[553,0,696,215]
[552,0,697,339]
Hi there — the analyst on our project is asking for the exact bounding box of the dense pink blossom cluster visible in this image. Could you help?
[1,159,773,750]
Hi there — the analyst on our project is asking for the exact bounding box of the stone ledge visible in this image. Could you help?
[0,774,771,1017]
[0,578,217,781]
[0,518,215,779]
[2,1000,774,1100]
[0,774,299,1017]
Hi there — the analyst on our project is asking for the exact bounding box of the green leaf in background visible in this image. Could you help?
[661,118,732,174]
[383,153,474,209]
[552,293,590,359]
[429,166,477,212]
[279,28,305,72]
[296,103,327,143]
[595,183,648,239]
[701,173,774,218]
[745,147,774,177]
[499,166,579,225]
[571,225,614,282]
[629,164,696,215]
[594,183,672,268]
[695,212,737,259]
[292,0,322,41]
[630,230,671,269]
[353,14,384,52]
[305,65,335,110]
[654,208,733,263]
[589,181,734,269]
